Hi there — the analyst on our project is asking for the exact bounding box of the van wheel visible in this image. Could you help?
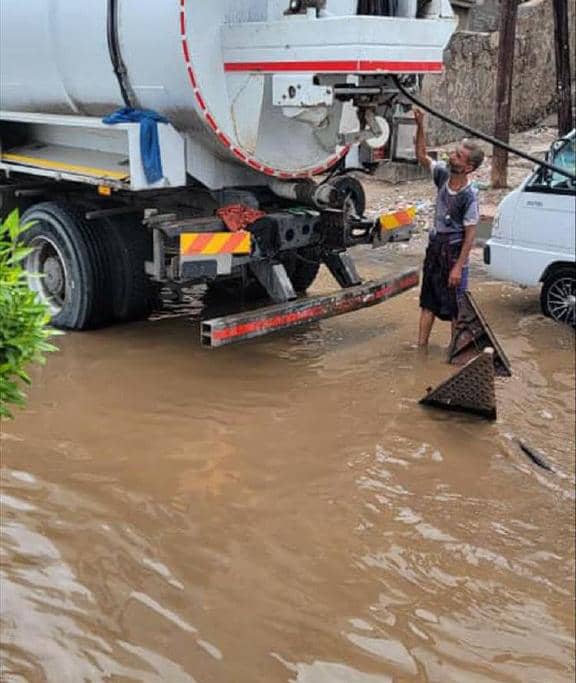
[540,267,575,327]
[21,202,113,329]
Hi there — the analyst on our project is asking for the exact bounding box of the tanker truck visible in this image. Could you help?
[0,0,457,345]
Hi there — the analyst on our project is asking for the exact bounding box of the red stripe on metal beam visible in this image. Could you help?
[214,275,417,341]
[202,270,419,346]
[224,60,443,73]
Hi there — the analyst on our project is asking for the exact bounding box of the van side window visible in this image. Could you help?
[527,137,576,194]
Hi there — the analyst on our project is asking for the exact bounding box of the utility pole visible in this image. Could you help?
[491,0,519,189]
[552,0,573,136]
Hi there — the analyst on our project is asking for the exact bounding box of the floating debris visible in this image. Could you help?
[516,439,554,472]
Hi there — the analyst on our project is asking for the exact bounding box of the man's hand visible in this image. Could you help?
[448,264,463,288]
[413,108,424,127]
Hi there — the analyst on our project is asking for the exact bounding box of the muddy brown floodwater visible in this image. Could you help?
[1,244,575,683]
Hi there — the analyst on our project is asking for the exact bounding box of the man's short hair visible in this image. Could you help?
[462,139,485,170]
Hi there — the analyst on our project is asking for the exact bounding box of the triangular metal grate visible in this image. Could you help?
[448,291,512,377]
[420,348,497,420]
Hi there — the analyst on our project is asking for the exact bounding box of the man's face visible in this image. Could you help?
[448,145,472,174]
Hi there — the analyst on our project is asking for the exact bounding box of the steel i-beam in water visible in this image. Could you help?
[201,268,419,347]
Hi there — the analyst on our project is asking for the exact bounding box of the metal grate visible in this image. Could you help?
[420,348,497,420]
[448,291,512,377]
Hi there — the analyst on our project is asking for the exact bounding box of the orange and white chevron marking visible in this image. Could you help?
[180,231,252,256]
[379,206,416,232]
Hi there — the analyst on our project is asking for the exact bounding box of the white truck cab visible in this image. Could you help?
[484,129,576,327]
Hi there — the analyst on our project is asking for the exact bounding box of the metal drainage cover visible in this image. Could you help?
[420,348,497,420]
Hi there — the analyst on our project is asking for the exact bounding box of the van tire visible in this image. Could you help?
[540,267,575,327]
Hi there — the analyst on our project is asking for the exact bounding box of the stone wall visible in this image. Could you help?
[421,0,576,145]
[468,0,501,32]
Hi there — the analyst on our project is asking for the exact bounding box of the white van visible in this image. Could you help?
[484,129,575,327]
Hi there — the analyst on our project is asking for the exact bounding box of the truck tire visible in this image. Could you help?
[284,248,321,293]
[207,247,321,302]
[21,202,113,329]
[332,175,366,216]
[98,215,158,322]
[206,273,266,302]
[540,266,576,327]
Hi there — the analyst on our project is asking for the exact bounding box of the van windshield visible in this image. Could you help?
[549,134,576,190]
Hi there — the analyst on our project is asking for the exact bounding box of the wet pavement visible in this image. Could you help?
[2,233,574,682]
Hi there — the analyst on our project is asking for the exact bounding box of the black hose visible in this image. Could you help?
[393,77,576,182]
[107,0,135,108]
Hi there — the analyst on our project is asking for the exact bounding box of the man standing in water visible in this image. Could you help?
[413,108,485,348]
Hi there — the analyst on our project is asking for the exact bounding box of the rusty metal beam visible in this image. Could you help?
[201,268,419,347]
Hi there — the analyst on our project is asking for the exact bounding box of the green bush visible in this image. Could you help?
[0,209,60,419]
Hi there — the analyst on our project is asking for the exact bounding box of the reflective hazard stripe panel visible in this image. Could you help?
[180,231,252,255]
[379,206,417,231]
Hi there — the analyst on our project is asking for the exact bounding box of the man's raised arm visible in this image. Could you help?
[413,109,433,171]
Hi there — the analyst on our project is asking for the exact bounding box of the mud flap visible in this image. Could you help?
[420,348,497,420]
[448,291,512,377]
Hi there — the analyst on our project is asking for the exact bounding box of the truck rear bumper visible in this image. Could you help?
[201,268,419,347]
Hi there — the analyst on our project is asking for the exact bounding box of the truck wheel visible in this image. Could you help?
[207,249,321,302]
[540,267,575,327]
[21,202,112,329]
[332,175,366,216]
[206,274,266,302]
[99,215,158,322]
[285,248,321,292]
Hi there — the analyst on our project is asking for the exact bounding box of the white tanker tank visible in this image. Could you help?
[0,0,457,340]
[1,0,456,188]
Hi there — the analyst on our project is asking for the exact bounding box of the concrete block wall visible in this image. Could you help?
[421,0,576,145]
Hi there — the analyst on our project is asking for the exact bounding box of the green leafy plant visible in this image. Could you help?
[1,209,60,418]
